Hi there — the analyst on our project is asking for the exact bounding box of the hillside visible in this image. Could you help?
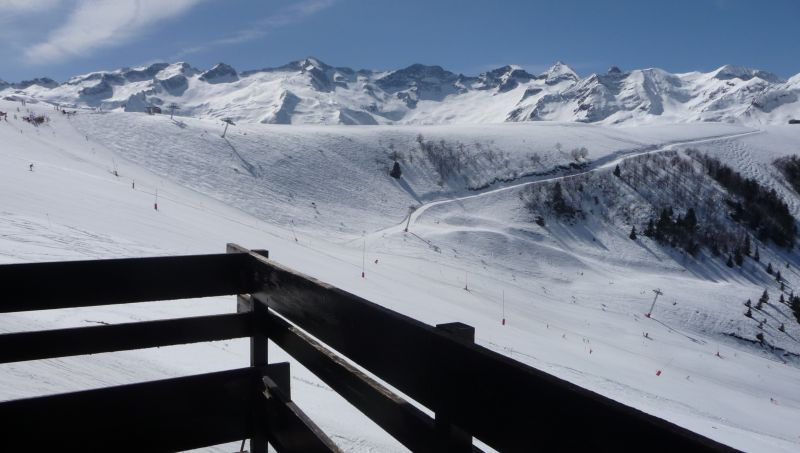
[3,58,799,126]
[1,99,800,452]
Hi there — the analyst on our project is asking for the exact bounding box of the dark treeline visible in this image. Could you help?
[774,155,800,194]
[691,152,796,248]
[643,207,701,256]
[792,294,800,323]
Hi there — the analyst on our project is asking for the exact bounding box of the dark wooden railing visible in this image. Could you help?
[0,244,738,452]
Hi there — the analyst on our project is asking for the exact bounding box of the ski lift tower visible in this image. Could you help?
[645,289,663,318]
[168,103,180,119]
[221,118,235,138]
[404,205,416,233]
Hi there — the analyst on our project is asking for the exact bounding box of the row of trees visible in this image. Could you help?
[640,207,701,255]
[744,288,800,333]
[691,152,796,248]
[409,134,563,189]
[774,155,800,194]
[528,150,797,268]
[416,134,469,179]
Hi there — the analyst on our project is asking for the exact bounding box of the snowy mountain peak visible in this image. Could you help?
[478,65,537,92]
[378,64,459,88]
[711,64,782,83]
[156,62,200,79]
[542,61,578,86]
[543,61,576,76]
[199,63,238,84]
[375,64,463,106]
[298,57,329,71]
[12,77,59,89]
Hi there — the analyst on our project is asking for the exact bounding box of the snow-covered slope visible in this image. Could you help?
[1,99,800,452]
[68,110,749,239]
[3,59,799,126]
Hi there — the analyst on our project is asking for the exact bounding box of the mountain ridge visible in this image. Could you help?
[3,58,798,125]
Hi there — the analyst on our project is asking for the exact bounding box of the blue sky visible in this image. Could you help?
[1,0,798,82]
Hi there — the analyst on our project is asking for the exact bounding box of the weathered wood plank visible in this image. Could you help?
[0,368,258,452]
[262,373,341,452]
[0,252,256,313]
[0,313,252,364]
[264,305,465,453]
[245,250,737,452]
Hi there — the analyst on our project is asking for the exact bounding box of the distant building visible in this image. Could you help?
[145,106,162,115]
[789,119,800,124]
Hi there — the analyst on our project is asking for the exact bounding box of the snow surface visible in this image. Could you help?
[1,99,799,452]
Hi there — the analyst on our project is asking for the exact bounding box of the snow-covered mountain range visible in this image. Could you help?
[3,58,799,126]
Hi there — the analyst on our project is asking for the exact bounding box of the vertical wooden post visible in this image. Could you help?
[435,322,475,452]
[266,362,291,400]
[229,245,270,453]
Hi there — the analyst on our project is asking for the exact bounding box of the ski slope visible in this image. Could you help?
[1,99,799,452]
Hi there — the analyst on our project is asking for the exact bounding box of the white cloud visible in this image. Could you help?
[24,0,206,65]
[260,0,336,27]
[174,0,336,58]
[0,0,63,25]
[0,0,63,13]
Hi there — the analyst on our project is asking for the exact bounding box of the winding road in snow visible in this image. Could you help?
[386,128,763,237]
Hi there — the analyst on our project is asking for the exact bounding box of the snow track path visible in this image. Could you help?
[391,129,762,236]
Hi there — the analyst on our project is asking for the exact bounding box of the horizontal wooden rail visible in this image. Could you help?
[0,312,252,364]
[262,372,342,452]
[244,249,737,453]
[0,368,258,452]
[0,252,257,313]
[0,246,741,452]
[263,305,463,453]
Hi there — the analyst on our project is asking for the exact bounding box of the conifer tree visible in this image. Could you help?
[549,182,573,216]
[776,270,782,282]
[734,248,744,266]
[792,296,800,323]
[644,219,655,237]
[767,262,774,275]
[754,245,760,262]
[743,236,751,256]
[629,226,637,240]
[757,289,769,310]
[726,255,733,268]
[684,208,697,231]
[613,165,621,177]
